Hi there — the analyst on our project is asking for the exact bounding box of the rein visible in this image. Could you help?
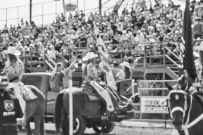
[181,94,203,135]
[169,92,203,135]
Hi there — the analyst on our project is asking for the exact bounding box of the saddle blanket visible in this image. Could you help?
[22,86,38,101]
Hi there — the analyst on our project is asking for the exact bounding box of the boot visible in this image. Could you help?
[111,94,133,115]
[108,89,132,111]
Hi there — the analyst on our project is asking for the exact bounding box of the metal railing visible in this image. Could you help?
[131,79,179,127]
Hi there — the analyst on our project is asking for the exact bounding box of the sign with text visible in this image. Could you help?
[141,96,168,114]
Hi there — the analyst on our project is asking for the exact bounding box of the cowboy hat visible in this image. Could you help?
[120,61,131,69]
[5,46,21,56]
[82,52,98,61]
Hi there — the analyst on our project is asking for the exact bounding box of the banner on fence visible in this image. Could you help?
[141,96,168,113]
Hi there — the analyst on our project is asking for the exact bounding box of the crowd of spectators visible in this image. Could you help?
[0,0,203,70]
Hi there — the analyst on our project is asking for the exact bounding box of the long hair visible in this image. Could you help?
[124,66,132,79]
[8,54,17,63]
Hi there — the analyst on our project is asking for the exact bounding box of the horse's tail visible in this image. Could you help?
[55,91,64,133]
[25,85,45,101]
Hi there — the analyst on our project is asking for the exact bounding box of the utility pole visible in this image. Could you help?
[30,0,32,23]
[99,0,102,16]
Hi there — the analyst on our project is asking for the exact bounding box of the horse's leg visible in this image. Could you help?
[62,113,69,135]
[40,116,45,135]
[33,115,42,135]
[26,118,32,135]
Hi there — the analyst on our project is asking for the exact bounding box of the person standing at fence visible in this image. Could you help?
[0,76,23,135]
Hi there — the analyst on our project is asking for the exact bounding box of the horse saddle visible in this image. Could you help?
[22,86,38,102]
[82,84,100,102]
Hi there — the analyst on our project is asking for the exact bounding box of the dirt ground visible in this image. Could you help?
[19,124,173,135]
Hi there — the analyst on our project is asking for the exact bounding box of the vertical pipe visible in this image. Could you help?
[99,0,102,16]
[77,0,79,11]
[30,0,32,24]
[69,71,73,135]
[62,0,66,20]
[6,8,7,26]
[42,1,44,27]
[84,0,86,16]
[17,6,19,26]
[55,0,57,18]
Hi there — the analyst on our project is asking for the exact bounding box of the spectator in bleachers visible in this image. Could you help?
[0,0,202,80]
[193,17,203,39]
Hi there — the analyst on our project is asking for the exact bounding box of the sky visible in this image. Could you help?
[0,0,119,28]
[0,0,187,28]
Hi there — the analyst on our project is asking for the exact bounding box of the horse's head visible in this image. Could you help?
[166,83,188,129]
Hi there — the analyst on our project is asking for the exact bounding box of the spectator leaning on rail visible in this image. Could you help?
[0,46,26,125]
[0,76,23,135]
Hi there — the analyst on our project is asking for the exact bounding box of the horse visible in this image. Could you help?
[55,87,106,135]
[8,84,46,135]
[166,83,203,135]
[55,84,135,135]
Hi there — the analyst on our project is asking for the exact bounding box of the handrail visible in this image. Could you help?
[164,46,181,61]
[138,80,178,83]
[45,60,54,71]
[165,54,180,68]
[45,54,56,67]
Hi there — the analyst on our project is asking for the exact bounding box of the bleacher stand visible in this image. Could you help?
[0,0,202,78]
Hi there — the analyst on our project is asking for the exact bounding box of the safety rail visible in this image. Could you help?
[20,52,46,72]
[164,55,180,68]
[44,54,55,70]
[19,51,56,72]
[16,42,182,74]
[131,79,178,126]
[164,46,181,61]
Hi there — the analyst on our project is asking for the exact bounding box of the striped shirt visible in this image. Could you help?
[4,59,24,81]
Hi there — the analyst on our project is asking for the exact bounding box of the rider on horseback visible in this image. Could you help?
[83,48,131,114]
[1,46,26,125]
[83,52,115,112]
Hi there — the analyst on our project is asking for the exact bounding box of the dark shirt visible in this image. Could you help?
[72,66,83,87]
[0,91,23,125]
[79,37,87,47]
[53,71,64,86]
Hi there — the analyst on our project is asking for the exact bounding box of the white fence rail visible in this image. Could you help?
[131,79,178,127]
